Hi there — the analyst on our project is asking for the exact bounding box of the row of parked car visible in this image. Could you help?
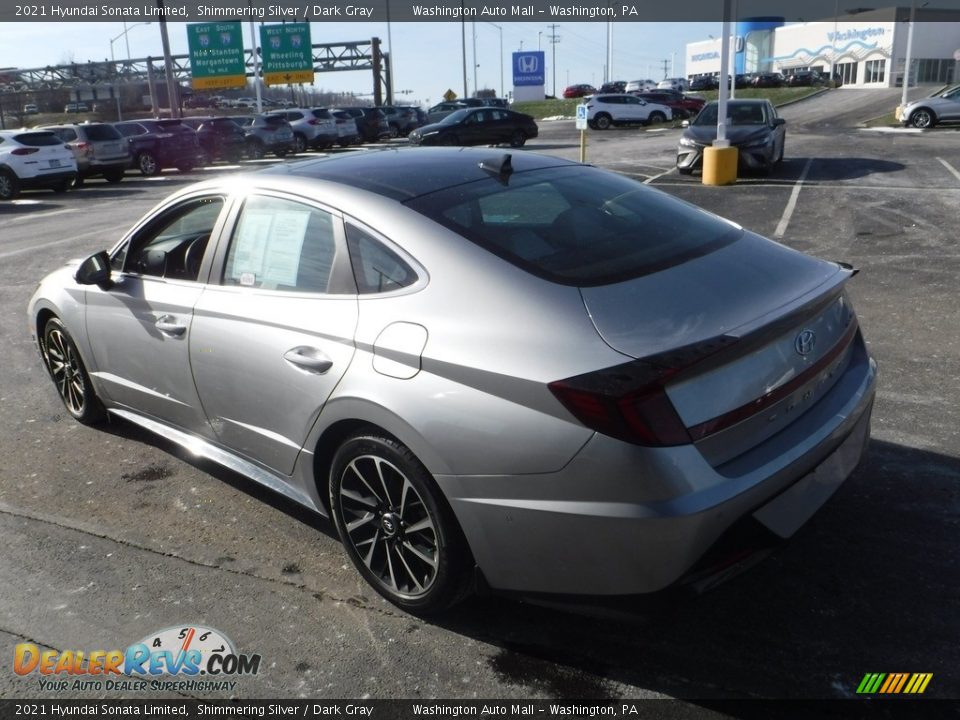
[0,100,521,199]
[688,70,840,91]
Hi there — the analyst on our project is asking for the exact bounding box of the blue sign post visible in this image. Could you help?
[512,52,545,87]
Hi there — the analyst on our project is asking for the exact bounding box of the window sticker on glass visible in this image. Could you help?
[228,208,311,288]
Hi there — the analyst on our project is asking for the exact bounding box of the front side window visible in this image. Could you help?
[223,196,337,294]
[119,197,224,280]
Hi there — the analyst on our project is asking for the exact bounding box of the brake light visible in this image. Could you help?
[549,365,690,447]
[68,141,93,157]
[549,336,737,447]
[307,118,319,125]
[11,147,39,155]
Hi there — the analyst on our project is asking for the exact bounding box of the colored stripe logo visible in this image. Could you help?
[856,673,933,694]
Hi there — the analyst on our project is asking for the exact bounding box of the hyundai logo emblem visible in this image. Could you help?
[795,329,816,356]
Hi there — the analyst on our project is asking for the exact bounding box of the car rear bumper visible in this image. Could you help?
[20,170,78,189]
[437,350,876,596]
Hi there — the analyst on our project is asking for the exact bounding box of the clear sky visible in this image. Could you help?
[0,21,718,105]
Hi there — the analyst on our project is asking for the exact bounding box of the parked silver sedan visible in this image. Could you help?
[29,148,877,613]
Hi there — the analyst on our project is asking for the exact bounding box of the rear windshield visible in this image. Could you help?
[13,132,63,147]
[84,125,122,141]
[405,165,740,286]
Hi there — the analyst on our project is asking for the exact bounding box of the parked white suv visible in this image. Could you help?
[657,77,688,92]
[0,129,78,200]
[269,108,339,152]
[624,79,658,94]
[584,94,672,130]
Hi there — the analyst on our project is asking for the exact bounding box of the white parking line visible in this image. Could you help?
[936,156,960,184]
[643,167,677,184]
[0,222,130,260]
[773,157,814,239]
[11,208,77,223]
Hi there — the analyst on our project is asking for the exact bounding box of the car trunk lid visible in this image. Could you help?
[579,232,857,462]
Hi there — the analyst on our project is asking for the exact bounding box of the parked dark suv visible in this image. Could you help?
[379,106,419,137]
[336,107,391,143]
[40,123,131,184]
[114,119,205,176]
[190,117,247,162]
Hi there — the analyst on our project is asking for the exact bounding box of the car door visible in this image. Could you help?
[84,193,227,436]
[622,95,647,123]
[189,192,358,475]
[937,87,960,121]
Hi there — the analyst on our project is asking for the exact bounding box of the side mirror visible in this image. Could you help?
[75,251,112,288]
[681,119,690,128]
[772,118,786,127]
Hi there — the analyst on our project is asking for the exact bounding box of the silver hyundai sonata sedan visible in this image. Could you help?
[29,148,877,613]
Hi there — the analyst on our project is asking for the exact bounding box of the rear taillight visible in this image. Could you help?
[68,141,92,157]
[11,147,39,155]
[549,336,737,447]
[307,118,319,125]
[549,364,690,447]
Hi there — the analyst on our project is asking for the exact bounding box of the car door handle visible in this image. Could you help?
[283,346,333,374]
[155,315,187,336]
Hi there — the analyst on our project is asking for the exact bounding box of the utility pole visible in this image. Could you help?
[660,59,670,78]
[461,9,468,98]
[547,24,560,97]
[157,1,179,118]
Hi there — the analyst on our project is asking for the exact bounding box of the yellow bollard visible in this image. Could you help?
[702,145,739,186]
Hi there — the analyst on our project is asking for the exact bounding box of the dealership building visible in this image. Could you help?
[686,8,960,87]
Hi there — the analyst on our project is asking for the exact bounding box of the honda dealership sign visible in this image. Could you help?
[513,52,545,86]
[512,51,545,101]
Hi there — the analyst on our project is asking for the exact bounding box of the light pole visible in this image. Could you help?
[109,21,151,121]
[487,23,504,98]
[900,0,926,113]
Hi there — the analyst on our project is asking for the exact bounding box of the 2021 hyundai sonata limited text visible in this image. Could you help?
[29,148,877,613]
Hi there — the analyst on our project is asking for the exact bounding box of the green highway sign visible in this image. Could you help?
[260,23,314,86]
[187,22,246,90]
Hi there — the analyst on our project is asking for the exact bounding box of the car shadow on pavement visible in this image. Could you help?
[803,157,906,182]
[99,416,339,542]
[0,199,67,214]
[431,438,959,700]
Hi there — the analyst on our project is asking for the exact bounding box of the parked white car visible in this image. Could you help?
[625,79,658,94]
[0,129,78,200]
[657,78,689,92]
[584,94,672,130]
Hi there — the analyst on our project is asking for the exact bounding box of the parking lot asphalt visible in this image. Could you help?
[1,89,958,705]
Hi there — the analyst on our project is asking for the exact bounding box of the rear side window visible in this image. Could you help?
[84,125,122,141]
[406,166,740,287]
[13,132,62,146]
[345,224,418,294]
[311,109,331,119]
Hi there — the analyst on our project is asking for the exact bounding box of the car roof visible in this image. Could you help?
[259,147,576,202]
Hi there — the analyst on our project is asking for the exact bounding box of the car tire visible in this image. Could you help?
[509,131,527,148]
[648,111,667,125]
[42,318,106,425]
[388,124,400,139]
[776,141,785,164]
[275,149,288,158]
[677,166,694,176]
[72,175,85,188]
[595,113,612,130]
[909,108,935,129]
[246,139,265,160]
[329,432,473,615]
[292,133,307,154]
[104,170,124,183]
[52,179,72,194]
[0,169,21,200]
[137,152,160,176]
